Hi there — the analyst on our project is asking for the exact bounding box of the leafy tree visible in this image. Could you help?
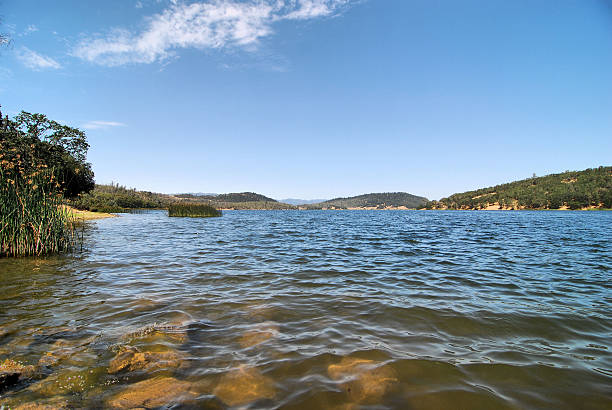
[1,111,94,198]
[10,112,90,162]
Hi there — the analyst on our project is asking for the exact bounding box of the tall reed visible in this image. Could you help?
[0,155,76,257]
[168,203,222,218]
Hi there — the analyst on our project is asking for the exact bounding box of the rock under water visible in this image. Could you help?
[106,376,197,408]
[213,365,276,406]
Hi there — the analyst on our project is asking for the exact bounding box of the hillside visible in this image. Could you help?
[280,198,329,205]
[308,192,428,209]
[426,166,612,210]
[215,192,277,203]
[70,183,171,212]
[185,192,293,209]
[73,186,295,211]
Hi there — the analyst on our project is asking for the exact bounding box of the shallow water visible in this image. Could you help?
[0,210,610,409]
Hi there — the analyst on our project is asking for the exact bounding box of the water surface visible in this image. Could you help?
[0,210,610,408]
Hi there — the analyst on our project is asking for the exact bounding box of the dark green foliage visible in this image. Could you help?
[70,183,168,212]
[214,192,277,203]
[175,192,294,209]
[73,186,296,211]
[427,166,611,210]
[168,203,222,218]
[2,112,94,198]
[208,200,295,210]
[308,192,428,209]
[177,192,277,202]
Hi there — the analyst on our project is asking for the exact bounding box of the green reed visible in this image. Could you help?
[167,203,222,218]
[0,163,76,257]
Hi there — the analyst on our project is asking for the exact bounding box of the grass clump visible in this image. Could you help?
[0,155,76,257]
[168,203,221,218]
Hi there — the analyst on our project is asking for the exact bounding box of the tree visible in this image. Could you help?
[11,112,90,162]
[1,111,94,198]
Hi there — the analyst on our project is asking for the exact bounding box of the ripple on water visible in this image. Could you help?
[0,210,610,409]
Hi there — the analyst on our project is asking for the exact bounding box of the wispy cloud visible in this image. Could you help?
[22,24,39,36]
[82,121,127,130]
[17,47,62,70]
[73,0,353,66]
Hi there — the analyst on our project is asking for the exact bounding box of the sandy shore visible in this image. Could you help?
[64,206,117,220]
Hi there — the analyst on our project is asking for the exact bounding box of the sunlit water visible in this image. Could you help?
[0,210,610,409]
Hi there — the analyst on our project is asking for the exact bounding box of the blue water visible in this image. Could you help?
[0,210,610,409]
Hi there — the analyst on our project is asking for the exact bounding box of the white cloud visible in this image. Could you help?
[19,24,39,36]
[283,0,348,20]
[73,0,353,66]
[82,121,127,130]
[17,47,62,70]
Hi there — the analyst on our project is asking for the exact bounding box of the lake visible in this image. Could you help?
[0,210,610,409]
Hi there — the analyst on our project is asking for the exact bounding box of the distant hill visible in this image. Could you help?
[179,192,294,209]
[72,186,295,211]
[427,166,612,210]
[280,198,328,206]
[308,192,428,209]
[215,192,278,203]
[175,192,218,197]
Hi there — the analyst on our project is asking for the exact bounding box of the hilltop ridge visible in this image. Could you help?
[426,166,611,210]
[307,192,429,209]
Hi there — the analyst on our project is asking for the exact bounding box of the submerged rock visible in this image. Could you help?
[27,367,104,396]
[108,345,183,374]
[328,357,398,403]
[106,376,197,408]
[11,396,71,410]
[213,366,276,406]
[37,336,98,368]
[238,322,279,348]
[0,359,37,378]
[122,322,188,345]
[0,359,39,391]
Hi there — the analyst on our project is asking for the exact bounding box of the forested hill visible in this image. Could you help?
[426,166,611,210]
[308,192,429,209]
[73,186,295,212]
[176,192,278,203]
[215,192,277,203]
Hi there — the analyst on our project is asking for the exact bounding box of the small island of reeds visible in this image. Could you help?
[168,203,222,218]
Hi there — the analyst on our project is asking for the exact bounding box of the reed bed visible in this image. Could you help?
[168,203,222,218]
[0,161,76,257]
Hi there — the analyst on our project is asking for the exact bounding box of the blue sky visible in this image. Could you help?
[1,0,611,200]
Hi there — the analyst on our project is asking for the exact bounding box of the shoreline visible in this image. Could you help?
[64,206,117,220]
